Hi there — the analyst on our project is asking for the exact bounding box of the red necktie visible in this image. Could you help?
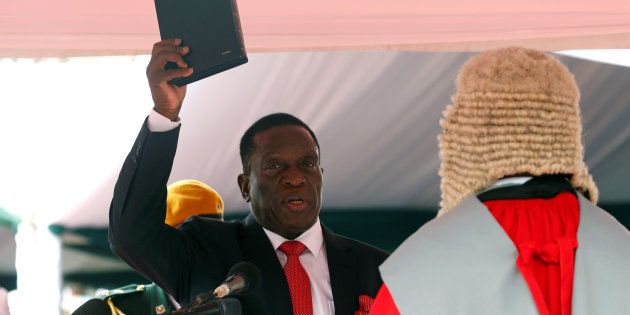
[279,241,313,315]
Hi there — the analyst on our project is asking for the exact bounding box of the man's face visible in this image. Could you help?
[238,125,323,239]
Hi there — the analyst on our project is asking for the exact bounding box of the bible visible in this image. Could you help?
[154,0,248,86]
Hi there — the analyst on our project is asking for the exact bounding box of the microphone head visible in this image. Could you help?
[227,261,262,295]
[71,298,110,315]
[175,297,241,315]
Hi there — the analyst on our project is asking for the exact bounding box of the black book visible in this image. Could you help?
[154,0,248,86]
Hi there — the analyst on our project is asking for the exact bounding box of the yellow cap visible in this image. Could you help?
[165,180,224,226]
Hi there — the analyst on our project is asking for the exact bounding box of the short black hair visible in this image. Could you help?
[239,113,320,173]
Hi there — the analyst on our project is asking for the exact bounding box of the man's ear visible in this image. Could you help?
[237,174,251,202]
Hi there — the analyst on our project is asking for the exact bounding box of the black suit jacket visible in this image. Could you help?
[109,120,389,314]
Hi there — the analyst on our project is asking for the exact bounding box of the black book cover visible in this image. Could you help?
[154,0,248,86]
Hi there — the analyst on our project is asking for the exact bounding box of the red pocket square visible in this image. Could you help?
[354,294,374,315]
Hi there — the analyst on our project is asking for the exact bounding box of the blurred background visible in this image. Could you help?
[1,0,629,314]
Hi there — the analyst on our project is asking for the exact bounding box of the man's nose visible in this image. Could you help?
[282,170,306,187]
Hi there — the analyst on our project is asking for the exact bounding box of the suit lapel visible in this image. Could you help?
[323,226,357,315]
[240,214,293,315]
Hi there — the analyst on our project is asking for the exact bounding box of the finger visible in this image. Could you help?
[159,67,194,82]
[162,38,182,46]
[154,50,189,69]
[150,65,194,83]
[151,39,179,57]
[152,45,190,59]
[151,46,190,61]
[154,38,181,48]
[151,39,190,57]
[146,58,185,84]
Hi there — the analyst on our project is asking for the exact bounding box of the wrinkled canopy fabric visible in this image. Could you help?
[2,0,630,57]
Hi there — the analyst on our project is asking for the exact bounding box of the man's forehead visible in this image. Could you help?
[254,125,316,146]
[253,125,319,157]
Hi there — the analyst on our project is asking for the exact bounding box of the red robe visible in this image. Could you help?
[371,192,579,315]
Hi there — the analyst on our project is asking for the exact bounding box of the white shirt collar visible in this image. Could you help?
[262,217,324,258]
[482,176,534,193]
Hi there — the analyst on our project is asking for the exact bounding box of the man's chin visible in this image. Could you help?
[286,216,318,234]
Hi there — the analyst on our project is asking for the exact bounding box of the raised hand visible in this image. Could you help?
[146,38,194,121]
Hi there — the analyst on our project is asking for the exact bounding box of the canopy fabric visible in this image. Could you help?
[2,0,630,57]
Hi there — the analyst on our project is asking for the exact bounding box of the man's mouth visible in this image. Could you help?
[285,198,307,211]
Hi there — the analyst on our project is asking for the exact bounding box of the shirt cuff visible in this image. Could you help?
[147,109,181,132]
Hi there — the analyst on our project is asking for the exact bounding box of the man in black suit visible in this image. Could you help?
[108,39,388,315]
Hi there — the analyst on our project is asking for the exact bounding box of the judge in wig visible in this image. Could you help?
[370,47,630,315]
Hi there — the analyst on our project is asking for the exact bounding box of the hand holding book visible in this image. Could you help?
[146,38,193,121]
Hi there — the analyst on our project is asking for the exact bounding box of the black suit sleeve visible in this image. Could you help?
[108,120,208,302]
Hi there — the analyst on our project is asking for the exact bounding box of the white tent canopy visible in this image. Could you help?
[2,0,630,57]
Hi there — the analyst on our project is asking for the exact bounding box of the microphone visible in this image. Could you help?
[174,298,241,315]
[174,262,262,314]
[71,298,110,315]
[213,262,262,298]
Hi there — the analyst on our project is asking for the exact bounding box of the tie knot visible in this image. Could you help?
[279,241,307,256]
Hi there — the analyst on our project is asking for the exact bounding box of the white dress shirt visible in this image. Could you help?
[147,109,181,132]
[480,176,534,193]
[263,218,334,315]
[147,110,335,314]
